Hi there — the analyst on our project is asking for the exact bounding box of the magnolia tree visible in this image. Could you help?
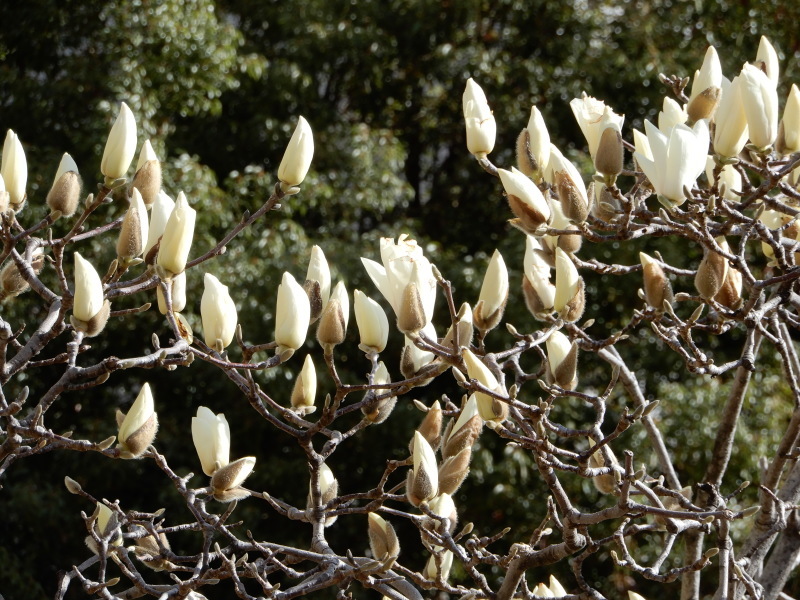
[2,35,800,600]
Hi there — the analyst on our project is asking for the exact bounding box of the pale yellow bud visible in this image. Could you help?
[101,102,137,180]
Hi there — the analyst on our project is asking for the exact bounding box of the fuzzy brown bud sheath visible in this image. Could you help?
[1,249,44,300]
[117,383,158,459]
[368,513,400,561]
[210,456,256,503]
[498,167,551,235]
[397,280,427,334]
[694,238,730,301]
[437,448,472,495]
[316,282,349,352]
[117,188,149,261]
[473,250,508,333]
[291,355,317,415]
[687,87,721,123]
[714,264,743,310]
[442,395,482,459]
[46,153,81,218]
[594,127,624,178]
[134,531,172,571]
[549,148,590,223]
[515,129,537,177]
[415,400,443,451]
[640,252,673,310]
[132,140,161,208]
[545,330,578,391]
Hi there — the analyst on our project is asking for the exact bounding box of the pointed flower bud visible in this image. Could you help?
[442,394,482,459]
[157,192,196,276]
[72,252,105,322]
[354,289,389,353]
[308,463,339,525]
[461,348,507,423]
[740,63,779,149]
[275,272,311,357]
[442,302,474,352]
[516,106,550,178]
[117,188,149,261]
[145,191,175,256]
[407,431,439,506]
[304,245,331,322]
[534,583,554,598]
[362,361,397,423]
[523,236,555,318]
[640,252,673,310]
[46,153,81,217]
[117,383,158,459]
[759,208,789,260]
[101,102,137,180]
[400,323,437,381]
[549,575,567,596]
[0,174,8,214]
[368,513,400,560]
[317,281,349,351]
[695,237,731,301]
[687,46,722,122]
[756,36,779,87]
[474,250,508,333]
[498,167,551,234]
[92,503,122,547]
[462,78,495,158]
[1,129,27,209]
[211,456,256,502]
[291,355,317,415]
[416,400,443,451]
[191,406,230,477]
[437,446,471,495]
[201,273,238,351]
[546,330,578,390]
[548,147,589,222]
[554,248,585,322]
[132,139,162,208]
[278,116,314,188]
[362,235,437,333]
[713,75,749,158]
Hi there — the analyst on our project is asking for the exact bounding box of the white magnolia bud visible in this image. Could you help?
[367,512,400,560]
[756,35,779,86]
[117,383,158,459]
[278,116,314,188]
[317,281,349,349]
[354,289,389,352]
[157,271,186,314]
[554,247,584,322]
[461,348,506,423]
[424,550,453,582]
[523,236,555,316]
[474,249,508,332]
[739,63,779,149]
[713,76,749,157]
[549,575,567,596]
[687,46,722,122]
[1,129,27,208]
[546,330,578,390]
[291,354,317,414]
[132,139,161,208]
[463,78,496,158]
[522,106,550,176]
[201,273,238,350]
[548,146,589,222]
[145,191,175,256]
[157,192,196,276]
[498,167,551,233]
[275,272,311,356]
[191,406,230,476]
[408,431,439,505]
[305,245,332,321]
[780,84,800,154]
[101,102,137,180]
[73,253,104,322]
[569,94,624,159]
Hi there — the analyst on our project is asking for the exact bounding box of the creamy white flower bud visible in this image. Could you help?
[549,575,567,596]
[740,63,779,148]
[548,146,589,222]
[554,247,584,322]
[517,106,550,178]
[317,281,349,350]
[498,167,551,233]
[546,330,578,390]
[201,273,238,350]
[275,272,311,356]
[191,406,230,477]
[714,75,749,157]
[157,271,186,314]
[463,78,496,158]
[368,512,400,560]
[132,139,161,208]
[424,549,453,582]
[291,354,317,414]
[687,46,722,122]
[278,116,314,188]
[523,236,555,316]
[157,192,196,276]
[756,36,779,86]
[569,94,624,159]
[101,102,137,180]
[1,129,27,208]
[145,191,175,256]
[354,289,389,352]
[304,245,332,321]
[407,431,439,505]
[533,583,554,598]
[73,253,104,322]
[461,348,507,423]
[46,153,81,217]
[780,84,800,154]
[117,382,158,459]
[474,250,508,332]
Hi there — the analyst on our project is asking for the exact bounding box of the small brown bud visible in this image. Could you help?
[437,448,472,495]
[397,281,426,334]
[640,252,673,310]
[555,170,589,223]
[515,129,538,177]
[117,189,148,261]
[317,298,346,349]
[415,400,443,451]
[303,279,324,323]
[594,127,623,177]
[507,193,550,234]
[687,86,721,123]
[131,160,161,209]
[47,171,81,218]
[561,278,586,323]
[695,242,729,301]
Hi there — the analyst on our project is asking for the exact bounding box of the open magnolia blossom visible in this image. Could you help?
[101,102,137,180]
[634,118,709,207]
[462,78,496,158]
[361,234,437,334]
[569,94,624,175]
[657,97,688,135]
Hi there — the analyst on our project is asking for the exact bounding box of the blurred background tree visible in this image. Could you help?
[0,0,799,598]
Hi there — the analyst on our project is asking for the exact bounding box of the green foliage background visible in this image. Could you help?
[0,1,799,598]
